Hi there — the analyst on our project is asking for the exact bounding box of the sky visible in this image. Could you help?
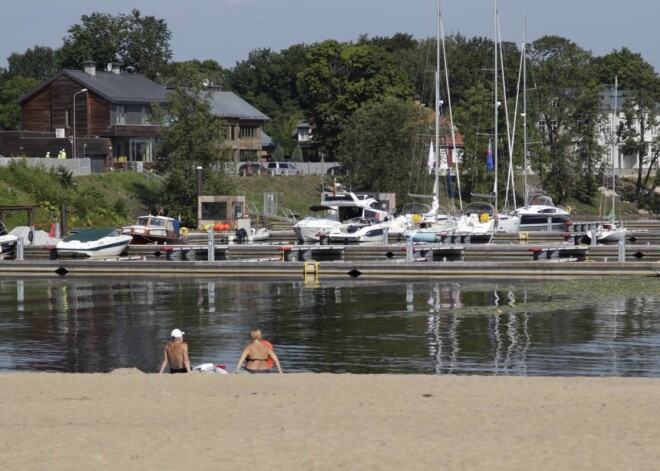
[1,0,659,73]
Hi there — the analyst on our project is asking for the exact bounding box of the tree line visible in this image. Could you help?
[1,10,659,212]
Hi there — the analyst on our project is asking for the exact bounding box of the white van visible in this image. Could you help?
[267,161,300,176]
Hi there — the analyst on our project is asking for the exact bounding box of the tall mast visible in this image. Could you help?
[439,0,462,210]
[612,76,618,220]
[434,0,440,213]
[522,15,528,206]
[493,0,499,211]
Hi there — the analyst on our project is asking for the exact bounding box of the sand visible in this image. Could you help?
[1,371,660,470]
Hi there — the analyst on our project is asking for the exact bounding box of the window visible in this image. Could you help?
[112,105,126,125]
[201,202,227,220]
[298,127,310,141]
[240,126,257,138]
[112,105,152,125]
[240,150,258,161]
[65,109,71,128]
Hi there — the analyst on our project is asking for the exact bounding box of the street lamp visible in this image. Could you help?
[73,88,88,159]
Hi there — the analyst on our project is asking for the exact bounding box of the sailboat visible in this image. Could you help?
[583,76,627,244]
[455,0,517,241]
[403,0,458,243]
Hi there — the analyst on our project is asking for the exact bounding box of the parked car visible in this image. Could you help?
[267,161,300,176]
[326,165,344,176]
[238,163,271,176]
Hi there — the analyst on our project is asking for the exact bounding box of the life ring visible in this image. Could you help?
[480,213,490,223]
[180,227,189,236]
[412,214,422,223]
[564,205,572,213]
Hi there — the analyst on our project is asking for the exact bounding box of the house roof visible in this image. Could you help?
[18,69,168,105]
[207,90,269,121]
[261,130,276,148]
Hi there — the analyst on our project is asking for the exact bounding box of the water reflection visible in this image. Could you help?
[0,277,659,377]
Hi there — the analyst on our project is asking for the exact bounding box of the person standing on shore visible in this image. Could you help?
[235,329,283,374]
[159,328,191,374]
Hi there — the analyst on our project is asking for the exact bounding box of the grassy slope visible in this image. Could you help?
[2,168,652,230]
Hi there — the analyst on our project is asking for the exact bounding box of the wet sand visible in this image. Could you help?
[1,371,659,470]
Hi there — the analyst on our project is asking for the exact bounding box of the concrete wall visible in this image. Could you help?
[0,157,92,176]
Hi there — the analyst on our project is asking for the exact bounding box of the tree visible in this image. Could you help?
[154,65,234,225]
[527,36,599,204]
[0,76,40,130]
[6,46,60,81]
[59,9,172,80]
[596,48,660,207]
[297,40,412,158]
[227,45,310,156]
[291,145,303,162]
[336,97,419,202]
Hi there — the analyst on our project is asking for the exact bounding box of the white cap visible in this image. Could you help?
[171,328,184,339]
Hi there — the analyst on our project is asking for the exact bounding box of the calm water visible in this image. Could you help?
[0,277,659,376]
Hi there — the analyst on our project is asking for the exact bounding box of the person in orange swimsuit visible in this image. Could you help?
[235,329,283,374]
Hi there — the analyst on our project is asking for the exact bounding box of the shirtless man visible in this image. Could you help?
[159,329,191,374]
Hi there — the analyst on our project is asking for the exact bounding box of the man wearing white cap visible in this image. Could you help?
[159,328,191,374]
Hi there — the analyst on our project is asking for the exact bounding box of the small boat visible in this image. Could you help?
[56,228,132,257]
[121,215,187,245]
[582,222,627,244]
[229,227,271,243]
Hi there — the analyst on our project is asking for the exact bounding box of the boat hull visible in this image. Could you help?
[56,236,132,257]
[293,219,340,242]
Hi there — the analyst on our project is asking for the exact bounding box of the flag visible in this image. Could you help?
[486,138,494,172]
[427,141,435,175]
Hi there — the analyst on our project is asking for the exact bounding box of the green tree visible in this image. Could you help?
[59,9,172,80]
[527,35,598,204]
[154,65,234,226]
[596,48,660,206]
[291,145,303,162]
[164,60,228,88]
[297,40,413,158]
[336,97,419,202]
[6,46,61,80]
[0,76,40,130]
[227,45,310,156]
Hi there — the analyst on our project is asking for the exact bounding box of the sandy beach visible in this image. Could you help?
[2,371,660,470]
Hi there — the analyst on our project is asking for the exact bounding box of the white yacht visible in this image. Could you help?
[293,191,390,243]
[515,192,572,232]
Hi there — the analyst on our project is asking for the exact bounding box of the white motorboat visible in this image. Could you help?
[1,220,18,255]
[515,192,572,232]
[294,192,390,243]
[0,234,18,255]
[292,205,340,242]
[56,228,132,257]
[326,217,389,245]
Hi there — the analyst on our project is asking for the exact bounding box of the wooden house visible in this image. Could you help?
[13,61,167,172]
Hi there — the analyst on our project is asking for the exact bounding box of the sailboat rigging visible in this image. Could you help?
[583,76,627,244]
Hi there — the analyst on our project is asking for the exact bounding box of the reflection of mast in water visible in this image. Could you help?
[488,286,532,375]
[426,283,462,374]
[407,283,414,313]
